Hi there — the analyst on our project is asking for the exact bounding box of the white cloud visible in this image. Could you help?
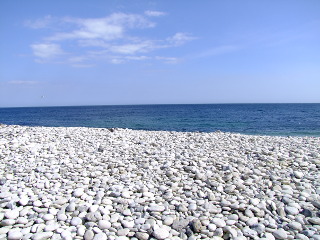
[48,13,154,42]
[168,32,196,46]
[8,81,38,85]
[27,12,196,65]
[145,11,166,17]
[31,43,64,59]
[25,15,53,29]
[109,41,155,54]
[195,45,240,58]
[155,56,180,64]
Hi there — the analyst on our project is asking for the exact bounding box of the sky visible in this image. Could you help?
[0,0,320,107]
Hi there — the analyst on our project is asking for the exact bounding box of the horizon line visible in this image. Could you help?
[1,102,320,109]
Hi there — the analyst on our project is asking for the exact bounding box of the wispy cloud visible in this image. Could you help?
[8,81,39,85]
[24,15,53,29]
[195,45,240,58]
[144,10,166,17]
[26,12,196,66]
[31,43,65,60]
[168,33,196,46]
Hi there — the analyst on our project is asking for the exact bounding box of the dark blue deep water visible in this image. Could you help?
[0,104,319,136]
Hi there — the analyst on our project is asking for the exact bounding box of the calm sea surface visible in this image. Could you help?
[0,104,319,136]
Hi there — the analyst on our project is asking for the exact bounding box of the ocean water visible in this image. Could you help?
[0,104,319,136]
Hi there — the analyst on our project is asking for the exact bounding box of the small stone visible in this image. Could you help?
[293,171,303,178]
[311,201,320,209]
[272,228,288,239]
[66,202,76,212]
[208,223,217,232]
[5,209,20,219]
[19,196,29,206]
[98,220,111,229]
[163,216,174,226]
[71,217,82,226]
[84,230,94,240]
[122,209,132,216]
[43,214,54,221]
[287,221,302,231]
[73,188,84,197]
[172,219,189,231]
[190,219,202,233]
[285,206,299,215]
[57,214,67,221]
[117,228,129,236]
[309,217,320,225]
[8,229,23,240]
[135,232,149,240]
[121,191,131,198]
[149,204,165,212]
[1,219,16,226]
[153,228,170,239]
[211,218,226,228]
[31,232,54,240]
[93,232,107,240]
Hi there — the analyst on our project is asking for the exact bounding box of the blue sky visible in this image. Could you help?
[0,0,319,107]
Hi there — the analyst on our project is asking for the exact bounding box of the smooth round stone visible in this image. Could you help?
[293,171,304,179]
[57,214,67,221]
[208,223,217,232]
[19,196,30,206]
[122,220,134,228]
[16,217,28,224]
[309,217,320,225]
[5,209,20,219]
[149,205,165,212]
[60,230,72,238]
[77,226,86,236]
[153,228,170,239]
[134,232,148,240]
[115,237,129,240]
[285,206,299,215]
[272,228,288,239]
[121,191,131,198]
[117,228,130,236]
[142,192,154,198]
[66,202,76,212]
[93,232,107,240]
[163,216,174,226]
[73,188,85,197]
[31,232,54,240]
[0,226,11,234]
[122,209,132,216]
[211,218,226,228]
[98,220,111,229]
[1,219,16,226]
[84,230,94,240]
[188,203,197,211]
[33,200,42,207]
[8,229,23,240]
[287,221,302,231]
[43,214,54,221]
[246,217,258,226]
[250,198,260,206]
[71,217,82,226]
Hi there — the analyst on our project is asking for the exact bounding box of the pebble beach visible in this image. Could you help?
[0,124,319,240]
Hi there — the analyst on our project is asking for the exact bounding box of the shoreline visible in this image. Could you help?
[1,123,319,138]
[0,125,319,239]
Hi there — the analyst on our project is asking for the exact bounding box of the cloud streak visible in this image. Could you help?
[26,12,195,65]
[31,43,64,60]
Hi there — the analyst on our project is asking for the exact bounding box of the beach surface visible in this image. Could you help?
[0,124,319,240]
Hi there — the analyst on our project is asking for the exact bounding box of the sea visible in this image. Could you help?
[0,104,320,137]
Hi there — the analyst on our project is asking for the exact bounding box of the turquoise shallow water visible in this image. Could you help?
[0,104,319,136]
